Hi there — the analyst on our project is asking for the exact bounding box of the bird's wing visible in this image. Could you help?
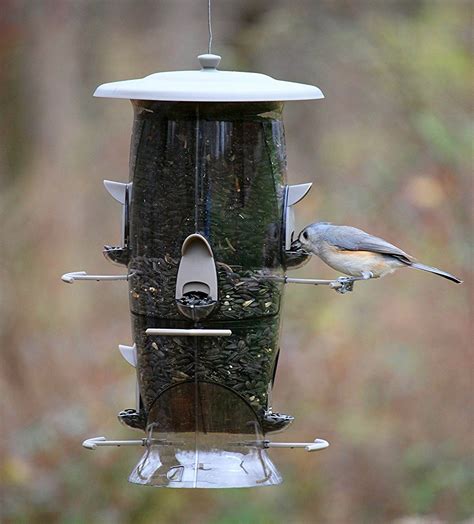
[327,226,414,263]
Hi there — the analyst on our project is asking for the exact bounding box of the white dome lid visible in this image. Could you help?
[94,54,324,102]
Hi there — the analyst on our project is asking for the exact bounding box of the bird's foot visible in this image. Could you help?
[331,276,355,294]
[332,272,374,294]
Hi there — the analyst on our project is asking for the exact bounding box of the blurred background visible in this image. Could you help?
[0,1,472,523]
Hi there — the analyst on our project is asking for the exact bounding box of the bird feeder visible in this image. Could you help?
[63,53,334,488]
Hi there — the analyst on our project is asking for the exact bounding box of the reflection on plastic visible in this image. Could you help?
[128,382,282,488]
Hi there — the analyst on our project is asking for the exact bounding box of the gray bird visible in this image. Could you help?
[294,222,462,283]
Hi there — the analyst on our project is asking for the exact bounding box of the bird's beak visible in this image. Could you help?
[290,238,302,251]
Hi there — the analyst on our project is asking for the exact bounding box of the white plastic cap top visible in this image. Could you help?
[94,54,324,102]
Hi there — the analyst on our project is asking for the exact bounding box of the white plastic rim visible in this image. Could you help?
[94,55,324,102]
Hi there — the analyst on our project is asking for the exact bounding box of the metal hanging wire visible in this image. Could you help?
[207,0,213,54]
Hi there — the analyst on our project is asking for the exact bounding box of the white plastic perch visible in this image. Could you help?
[82,436,329,453]
[146,328,232,337]
[82,436,147,450]
[61,271,131,283]
[265,438,329,452]
[258,274,373,294]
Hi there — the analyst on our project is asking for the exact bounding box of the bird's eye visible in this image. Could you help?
[302,231,308,240]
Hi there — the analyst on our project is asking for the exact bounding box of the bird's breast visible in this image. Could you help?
[319,243,399,277]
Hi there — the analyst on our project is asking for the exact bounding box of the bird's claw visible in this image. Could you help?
[331,276,355,294]
[331,273,375,294]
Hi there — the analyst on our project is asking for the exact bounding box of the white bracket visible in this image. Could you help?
[285,183,312,250]
[118,344,140,412]
[61,271,131,284]
[104,180,133,246]
[146,328,232,337]
[104,180,132,204]
[118,344,137,367]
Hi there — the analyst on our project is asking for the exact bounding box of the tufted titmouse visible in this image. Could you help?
[293,222,462,283]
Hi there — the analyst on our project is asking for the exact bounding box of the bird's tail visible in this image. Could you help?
[410,262,462,284]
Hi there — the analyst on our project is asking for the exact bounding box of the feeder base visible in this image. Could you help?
[128,433,282,489]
